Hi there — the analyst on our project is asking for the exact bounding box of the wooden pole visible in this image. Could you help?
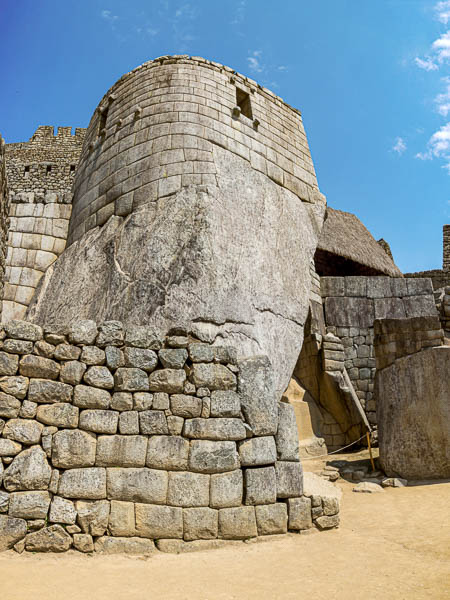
[366,431,376,472]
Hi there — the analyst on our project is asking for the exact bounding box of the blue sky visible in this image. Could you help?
[1,0,449,273]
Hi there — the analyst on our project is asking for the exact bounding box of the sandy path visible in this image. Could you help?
[1,454,449,600]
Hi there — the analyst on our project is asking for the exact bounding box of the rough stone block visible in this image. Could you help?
[3,446,51,492]
[80,346,106,366]
[133,392,153,411]
[139,410,168,435]
[36,403,79,429]
[76,499,110,535]
[73,533,94,553]
[183,507,218,540]
[189,363,236,390]
[189,440,239,473]
[167,415,184,435]
[95,535,156,555]
[73,385,111,409]
[238,356,278,436]
[114,367,150,392]
[0,392,21,418]
[96,435,147,467]
[244,467,277,505]
[324,297,374,329]
[218,506,257,540]
[9,490,51,519]
[0,439,22,456]
[152,392,170,410]
[124,347,158,372]
[315,514,340,529]
[188,343,214,363]
[54,344,81,361]
[135,504,183,539]
[79,409,119,434]
[2,418,43,445]
[118,411,140,434]
[170,394,202,418]
[58,468,107,499]
[4,320,43,342]
[0,376,29,399]
[19,355,60,380]
[148,369,186,393]
[106,467,168,504]
[68,320,98,345]
[239,436,277,466]
[287,497,312,530]
[210,390,241,417]
[0,514,27,551]
[49,496,77,525]
[255,503,288,535]
[108,500,136,536]
[158,348,188,369]
[146,435,189,470]
[167,472,210,507]
[28,379,73,404]
[83,366,114,389]
[0,352,19,376]
[96,321,124,347]
[275,461,303,498]
[111,392,134,411]
[24,524,72,552]
[276,402,300,461]
[183,418,246,440]
[60,360,87,385]
[105,346,125,370]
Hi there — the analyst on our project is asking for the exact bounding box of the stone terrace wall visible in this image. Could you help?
[0,138,9,323]
[320,276,437,426]
[0,320,339,555]
[68,54,324,245]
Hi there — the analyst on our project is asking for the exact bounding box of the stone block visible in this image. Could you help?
[167,471,210,507]
[133,392,153,411]
[158,348,188,369]
[0,514,27,551]
[152,392,170,410]
[167,415,184,435]
[105,346,125,370]
[374,298,406,320]
[188,343,214,363]
[139,410,168,435]
[183,418,246,440]
[406,278,433,296]
[0,352,19,376]
[183,507,218,540]
[9,490,51,519]
[2,418,43,445]
[366,277,392,298]
[170,394,202,418]
[324,297,374,329]
[79,409,119,434]
[244,467,277,505]
[106,468,168,504]
[166,335,188,349]
[58,468,107,499]
[124,347,158,372]
[68,320,98,345]
[28,379,73,404]
[146,435,189,470]
[148,369,186,393]
[135,504,183,539]
[189,440,239,473]
[403,295,438,318]
[0,392,21,418]
[76,499,110,535]
[320,277,345,297]
[80,346,106,365]
[119,411,140,434]
[96,435,147,467]
[276,402,300,461]
[73,385,111,409]
[95,535,156,555]
[4,320,43,342]
[0,439,22,456]
[239,436,277,467]
[255,503,288,535]
[96,321,124,347]
[73,533,94,553]
[111,392,134,411]
[60,360,87,385]
[114,367,150,391]
[287,497,312,530]
[210,390,241,417]
[275,461,303,498]
[345,277,367,297]
[54,344,81,361]
[315,514,340,529]
[238,356,278,436]
[25,524,72,552]
[84,366,114,389]
[189,363,236,390]
[0,376,29,399]
[108,500,136,536]
[36,403,79,428]
[19,355,60,380]
[218,506,257,540]
[3,446,51,492]
[49,496,77,525]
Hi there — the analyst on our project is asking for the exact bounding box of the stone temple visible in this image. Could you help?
[0,55,448,554]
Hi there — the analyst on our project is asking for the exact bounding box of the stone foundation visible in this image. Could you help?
[0,319,340,555]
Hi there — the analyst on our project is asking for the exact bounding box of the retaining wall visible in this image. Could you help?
[0,138,9,323]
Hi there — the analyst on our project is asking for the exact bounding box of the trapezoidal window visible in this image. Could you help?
[24,166,30,178]
[70,164,76,175]
[236,88,253,119]
[98,106,108,138]
[46,165,52,175]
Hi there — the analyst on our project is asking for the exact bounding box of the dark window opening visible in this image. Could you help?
[46,165,52,175]
[70,165,76,175]
[24,166,30,177]
[236,88,253,119]
[98,106,108,137]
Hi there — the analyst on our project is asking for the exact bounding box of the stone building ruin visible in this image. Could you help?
[0,55,448,555]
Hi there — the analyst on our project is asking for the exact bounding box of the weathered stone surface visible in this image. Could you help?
[3,339,34,354]
[189,363,236,390]
[25,524,72,552]
[244,467,277,505]
[146,435,189,470]
[79,409,118,434]
[152,392,169,410]
[183,418,246,441]
[287,497,312,530]
[106,468,168,504]
[3,446,51,491]
[125,325,163,350]
[0,376,29,399]
[148,369,186,393]
[0,392,21,418]
[2,418,43,445]
[19,355,60,380]
[83,366,114,389]
[76,499,110,535]
[139,410,168,435]
[68,320,98,345]
[49,496,77,524]
[28,379,72,404]
[167,472,210,507]
[0,352,19,376]
[114,368,149,392]
[189,440,239,473]
[95,536,156,555]
[96,321,124,347]
[377,347,450,480]
[19,400,37,419]
[135,503,183,539]
[238,356,278,436]
[210,390,241,417]
[158,349,188,369]
[302,472,342,517]
[60,361,87,385]
[54,343,81,361]
[255,503,288,535]
[111,392,133,411]
[124,347,158,372]
[276,402,300,461]
[9,490,51,519]
[170,394,202,418]
[133,392,153,411]
[218,506,257,540]
[118,411,139,434]
[183,507,218,540]
[353,482,383,493]
[73,533,94,553]
[275,461,303,498]
[36,403,79,428]
[52,429,96,468]
[210,469,243,508]
[156,538,239,553]
[0,491,9,513]
[188,344,214,363]
[0,438,22,456]
[74,384,111,409]
[315,514,340,529]
[108,500,136,536]
[5,320,43,342]
[96,435,147,467]
[80,346,106,366]
[58,468,107,499]
[105,346,125,370]
[34,340,56,358]
[239,436,277,466]
[0,514,27,551]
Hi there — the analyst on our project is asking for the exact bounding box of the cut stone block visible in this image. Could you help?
[239,436,277,466]
[36,403,79,428]
[79,409,119,434]
[96,435,148,467]
[135,503,183,539]
[188,440,239,473]
[287,497,312,530]
[275,402,300,461]
[170,394,202,418]
[183,507,218,541]
[58,468,107,499]
[2,418,43,445]
[49,496,77,525]
[167,471,210,507]
[95,536,156,555]
[74,385,111,409]
[275,461,303,498]
[9,490,51,519]
[108,500,136,537]
[210,390,241,417]
[238,356,278,436]
[3,445,51,492]
[255,503,288,535]
[146,435,189,471]
[210,469,243,508]
[189,363,236,390]
[139,410,168,435]
[244,467,277,505]
[52,429,97,468]
[76,499,110,535]
[148,369,186,393]
[106,467,168,504]
[218,506,257,540]
[183,418,246,440]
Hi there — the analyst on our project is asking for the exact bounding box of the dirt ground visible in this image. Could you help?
[1,450,449,600]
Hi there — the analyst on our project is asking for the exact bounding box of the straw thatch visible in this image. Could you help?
[315,208,402,277]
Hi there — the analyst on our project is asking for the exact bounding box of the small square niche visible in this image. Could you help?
[236,88,253,119]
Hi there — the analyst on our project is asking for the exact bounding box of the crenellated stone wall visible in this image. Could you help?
[0,319,340,555]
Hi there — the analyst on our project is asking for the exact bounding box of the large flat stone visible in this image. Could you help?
[52,429,97,468]
[239,436,277,466]
[9,490,51,519]
[146,435,189,471]
[135,504,183,539]
[25,524,72,552]
[210,469,243,508]
[95,536,156,555]
[275,402,300,461]
[218,506,257,540]
[167,472,210,507]
[106,468,168,504]
[238,356,278,436]
[58,468,107,499]
[188,440,239,473]
[96,435,148,467]
[183,418,246,441]
[3,446,51,491]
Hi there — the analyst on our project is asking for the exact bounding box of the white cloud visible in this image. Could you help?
[277,65,288,72]
[392,137,407,155]
[414,56,438,71]
[230,0,246,25]
[436,77,450,116]
[416,122,450,173]
[432,30,450,63]
[101,9,118,23]
[247,50,263,73]
[436,1,450,24]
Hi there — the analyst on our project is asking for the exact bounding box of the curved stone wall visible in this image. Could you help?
[0,319,339,554]
[68,55,323,245]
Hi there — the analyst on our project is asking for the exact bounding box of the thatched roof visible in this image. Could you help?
[315,208,402,277]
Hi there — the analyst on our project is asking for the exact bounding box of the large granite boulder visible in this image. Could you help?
[376,346,450,480]
[27,147,324,396]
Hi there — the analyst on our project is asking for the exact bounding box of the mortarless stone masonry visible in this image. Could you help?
[0,138,9,323]
[0,319,340,554]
